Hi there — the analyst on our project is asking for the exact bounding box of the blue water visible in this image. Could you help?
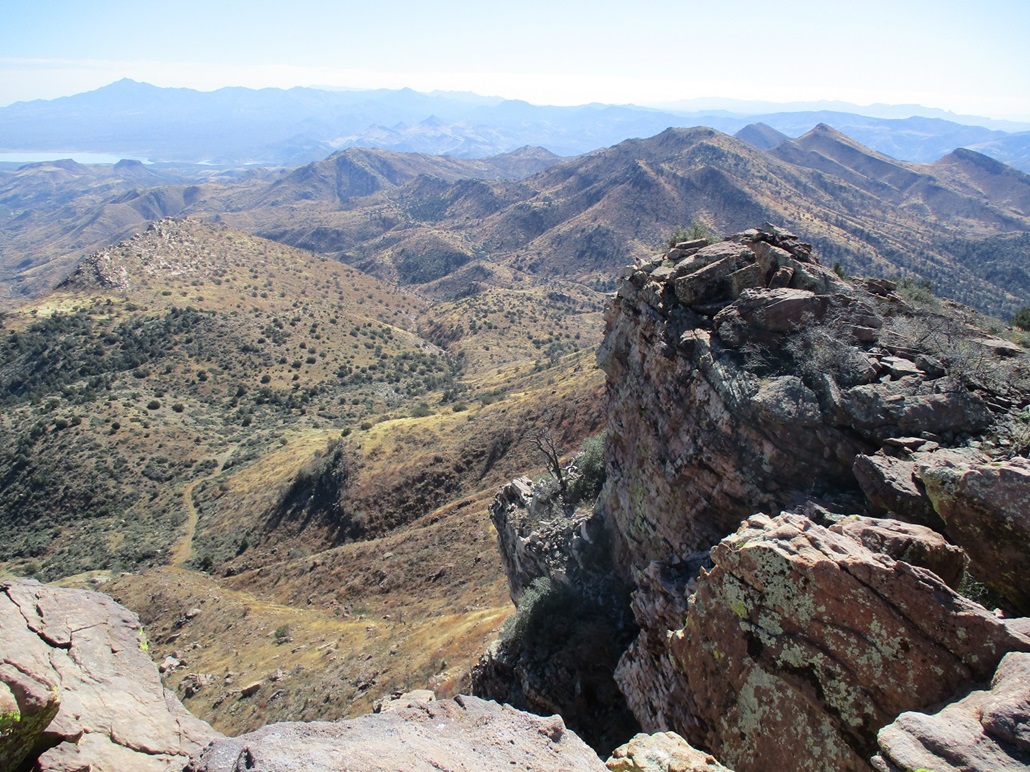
[0,151,151,165]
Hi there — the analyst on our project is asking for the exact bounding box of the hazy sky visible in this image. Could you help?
[3,0,1028,118]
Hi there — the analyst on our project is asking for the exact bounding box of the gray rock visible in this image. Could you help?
[185,695,607,771]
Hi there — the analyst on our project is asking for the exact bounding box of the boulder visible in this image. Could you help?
[873,651,1030,771]
[606,731,729,771]
[185,694,607,771]
[667,513,1030,771]
[828,515,965,589]
[0,579,221,771]
[835,377,992,441]
[919,450,1030,613]
[853,451,941,528]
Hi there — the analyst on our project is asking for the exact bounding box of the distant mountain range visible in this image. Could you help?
[2,122,1029,317]
[2,80,1029,171]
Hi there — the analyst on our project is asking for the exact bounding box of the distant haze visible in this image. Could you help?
[2,0,1028,120]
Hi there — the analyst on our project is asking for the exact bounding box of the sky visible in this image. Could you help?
[2,0,1029,119]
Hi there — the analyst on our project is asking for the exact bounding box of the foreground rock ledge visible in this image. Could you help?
[186,694,607,771]
[0,578,221,771]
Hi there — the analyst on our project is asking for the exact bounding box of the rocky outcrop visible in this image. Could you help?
[476,474,639,753]
[873,651,1030,771]
[606,731,730,771]
[551,224,1030,770]
[919,450,1030,613]
[490,476,602,604]
[828,514,966,589]
[0,579,221,771]
[597,224,993,574]
[670,512,1030,771]
[185,693,607,771]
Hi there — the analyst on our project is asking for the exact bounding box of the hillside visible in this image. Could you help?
[0,216,609,735]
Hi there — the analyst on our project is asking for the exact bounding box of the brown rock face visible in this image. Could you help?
[185,694,607,771]
[669,513,1030,771]
[873,651,1030,771]
[919,450,1030,613]
[0,579,221,771]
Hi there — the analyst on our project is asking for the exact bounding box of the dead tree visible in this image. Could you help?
[532,426,567,500]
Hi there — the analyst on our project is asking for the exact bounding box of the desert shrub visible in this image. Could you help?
[568,432,607,505]
[784,306,873,387]
[1013,306,1030,331]
[896,276,940,310]
[666,220,718,248]
[884,314,1030,396]
[500,577,584,651]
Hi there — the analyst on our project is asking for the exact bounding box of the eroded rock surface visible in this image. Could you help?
[0,579,221,771]
[185,694,607,771]
[669,513,1030,771]
[873,651,1030,772]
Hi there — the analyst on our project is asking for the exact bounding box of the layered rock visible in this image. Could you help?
[597,224,992,575]
[669,512,1030,770]
[0,579,221,771]
[873,651,1030,771]
[185,694,607,771]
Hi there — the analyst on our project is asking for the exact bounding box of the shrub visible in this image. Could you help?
[1013,306,1030,331]
[147,400,161,410]
[569,432,607,504]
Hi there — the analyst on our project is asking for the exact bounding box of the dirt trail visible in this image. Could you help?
[170,445,238,568]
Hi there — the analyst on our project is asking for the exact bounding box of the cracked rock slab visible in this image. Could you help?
[0,579,221,771]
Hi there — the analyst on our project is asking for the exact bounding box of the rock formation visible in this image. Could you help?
[595,225,1030,770]
[0,579,221,771]
[487,224,1030,771]
[473,475,639,754]
[185,693,607,771]
[606,731,730,771]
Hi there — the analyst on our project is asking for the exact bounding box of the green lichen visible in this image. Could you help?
[0,708,22,737]
[137,626,149,652]
[729,599,748,618]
